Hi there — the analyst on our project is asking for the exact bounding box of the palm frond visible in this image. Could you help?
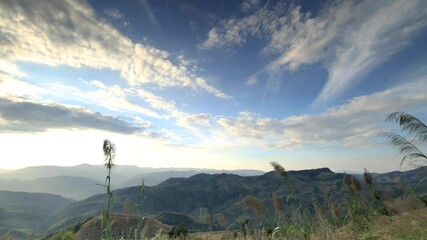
[386,112,427,143]
[405,158,427,169]
[381,132,426,167]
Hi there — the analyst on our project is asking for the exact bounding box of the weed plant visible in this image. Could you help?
[102,139,116,240]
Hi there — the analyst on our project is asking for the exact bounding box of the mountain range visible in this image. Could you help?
[50,166,427,233]
[0,164,264,200]
[0,166,425,239]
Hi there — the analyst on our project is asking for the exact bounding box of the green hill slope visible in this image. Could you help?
[50,168,344,231]
[0,191,75,238]
[51,167,427,232]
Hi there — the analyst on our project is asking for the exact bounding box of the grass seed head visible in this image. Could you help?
[329,203,340,221]
[270,161,288,179]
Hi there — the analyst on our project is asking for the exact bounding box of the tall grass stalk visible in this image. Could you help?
[102,139,116,240]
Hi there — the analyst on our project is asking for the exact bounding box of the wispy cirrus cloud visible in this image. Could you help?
[201,0,427,106]
[0,0,229,99]
[137,0,158,26]
[314,0,427,106]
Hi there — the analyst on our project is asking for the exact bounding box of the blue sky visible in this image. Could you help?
[1,0,427,172]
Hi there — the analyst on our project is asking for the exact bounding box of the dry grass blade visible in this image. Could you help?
[363,168,372,185]
[243,195,265,217]
[319,183,330,201]
[350,176,361,192]
[329,203,340,222]
[343,174,361,193]
[343,174,351,188]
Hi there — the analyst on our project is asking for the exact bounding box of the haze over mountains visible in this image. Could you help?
[0,164,264,200]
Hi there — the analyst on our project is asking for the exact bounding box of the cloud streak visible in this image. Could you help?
[315,0,427,106]
[201,0,427,105]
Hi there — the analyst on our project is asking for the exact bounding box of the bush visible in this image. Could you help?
[168,223,188,239]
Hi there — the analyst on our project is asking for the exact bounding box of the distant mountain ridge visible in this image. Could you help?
[0,164,264,200]
[0,176,104,200]
[0,164,263,180]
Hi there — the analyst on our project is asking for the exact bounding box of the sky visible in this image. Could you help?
[0,0,427,172]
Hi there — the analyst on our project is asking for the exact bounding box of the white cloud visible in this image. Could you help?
[241,0,262,13]
[0,60,27,78]
[17,76,218,133]
[213,77,427,149]
[177,113,212,130]
[201,0,427,105]
[85,81,164,118]
[10,79,171,120]
[0,74,47,99]
[263,3,353,71]
[0,96,142,133]
[314,0,427,106]
[105,7,123,20]
[200,4,277,49]
[135,89,178,116]
[50,80,218,131]
[0,0,229,99]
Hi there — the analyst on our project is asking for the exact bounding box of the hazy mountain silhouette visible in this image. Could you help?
[0,191,74,237]
[0,164,264,200]
[0,176,104,200]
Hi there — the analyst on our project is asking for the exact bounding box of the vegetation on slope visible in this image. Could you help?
[0,191,74,239]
